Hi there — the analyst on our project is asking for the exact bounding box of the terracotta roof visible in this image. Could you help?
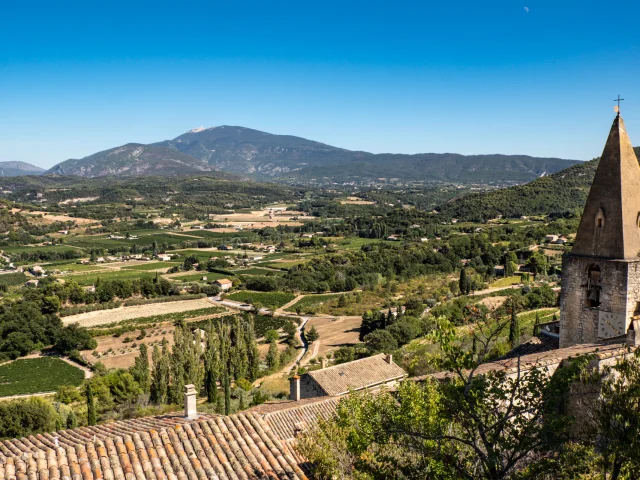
[499,333,559,360]
[259,397,340,442]
[215,279,233,285]
[304,353,407,396]
[0,413,309,480]
[419,342,628,381]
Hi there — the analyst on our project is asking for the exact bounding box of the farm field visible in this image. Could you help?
[62,298,220,327]
[227,291,296,309]
[121,261,180,271]
[170,271,228,282]
[233,268,284,276]
[0,358,85,397]
[490,276,523,288]
[64,270,158,286]
[303,316,362,360]
[285,294,341,313]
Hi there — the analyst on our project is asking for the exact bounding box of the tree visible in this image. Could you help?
[55,323,97,354]
[363,329,397,353]
[301,315,576,479]
[204,325,219,404]
[594,348,640,478]
[459,268,470,295]
[533,311,542,336]
[42,295,61,314]
[150,340,170,405]
[86,383,96,426]
[130,343,150,394]
[266,340,280,370]
[283,321,298,345]
[306,325,320,343]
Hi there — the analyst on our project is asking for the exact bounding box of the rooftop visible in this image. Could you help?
[304,353,407,396]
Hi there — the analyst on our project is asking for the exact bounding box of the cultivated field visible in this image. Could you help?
[304,316,362,359]
[62,298,218,327]
[0,358,85,397]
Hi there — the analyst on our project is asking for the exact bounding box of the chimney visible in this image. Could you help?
[321,358,328,369]
[289,375,301,401]
[384,354,393,364]
[184,384,198,419]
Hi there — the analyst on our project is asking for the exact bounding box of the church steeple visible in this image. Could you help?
[571,114,640,259]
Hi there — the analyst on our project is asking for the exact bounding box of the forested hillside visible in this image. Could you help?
[436,157,598,221]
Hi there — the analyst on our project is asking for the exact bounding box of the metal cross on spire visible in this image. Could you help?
[614,95,624,114]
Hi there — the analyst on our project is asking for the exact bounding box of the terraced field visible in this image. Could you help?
[62,298,219,327]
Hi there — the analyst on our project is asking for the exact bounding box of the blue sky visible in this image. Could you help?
[1,0,639,168]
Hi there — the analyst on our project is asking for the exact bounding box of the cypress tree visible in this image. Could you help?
[533,311,542,336]
[244,316,260,382]
[66,409,77,429]
[509,302,521,348]
[266,340,279,370]
[224,375,231,415]
[86,383,96,426]
[459,269,468,295]
[204,323,219,404]
[170,323,187,404]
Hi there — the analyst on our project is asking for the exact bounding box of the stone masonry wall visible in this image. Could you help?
[560,255,640,347]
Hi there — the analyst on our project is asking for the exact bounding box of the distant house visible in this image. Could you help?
[545,234,559,243]
[554,237,568,244]
[301,234,314,239]
[214,278,233,292]
[190,225,204,230]
[157,254,172,262]
[96,257,105,263]
[25,279,39,288]
[218,245,232,251]
[290,354,407,401]
[494,265,506,277]
[387,235,400,241]
[57,230,69,235]
[30,265,45,276]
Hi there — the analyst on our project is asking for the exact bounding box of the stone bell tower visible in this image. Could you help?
[560,114,640,348]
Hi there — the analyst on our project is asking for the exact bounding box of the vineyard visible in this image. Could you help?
[227,291,296,309]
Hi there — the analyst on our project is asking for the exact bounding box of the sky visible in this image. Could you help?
[1,0,640,168]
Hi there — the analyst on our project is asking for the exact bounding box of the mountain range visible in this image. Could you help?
[42,126,580,185]
[0,162,45,177]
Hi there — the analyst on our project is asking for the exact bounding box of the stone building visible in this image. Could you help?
[289,353,407,401]
[560,114,640,347]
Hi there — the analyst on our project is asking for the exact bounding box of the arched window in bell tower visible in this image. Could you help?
[586,264,601,308]
[595,208,605,229]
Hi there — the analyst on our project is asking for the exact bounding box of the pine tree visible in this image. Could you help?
[306,326,320,343]
[509,301,521,348]
[131,343,150,394]
[86,383,96,426]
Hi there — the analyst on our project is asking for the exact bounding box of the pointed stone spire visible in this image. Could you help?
[572,114,640,259]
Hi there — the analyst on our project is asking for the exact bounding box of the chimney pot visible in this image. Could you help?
[289,375,301,401]
[385,354,393,364]
[321,358,328,369]
[184,384,198,419]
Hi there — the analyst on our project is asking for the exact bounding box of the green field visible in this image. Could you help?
[227,291,296,309]
[490,276,523,288]
[53,263,108,272]
[285,294,341,313]
[0,358,84,397]
[233,267,284,276]
[171,272,229,282]
[67,270,158,286]
[122,261,181,271]
[261,260,307,270]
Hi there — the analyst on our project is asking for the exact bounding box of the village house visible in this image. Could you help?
[156,253,172,261]
[213,278,233,292]
[290,353,407,400]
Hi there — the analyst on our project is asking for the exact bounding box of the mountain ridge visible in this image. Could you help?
[0,161,45,177]
[45,125,581,185]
